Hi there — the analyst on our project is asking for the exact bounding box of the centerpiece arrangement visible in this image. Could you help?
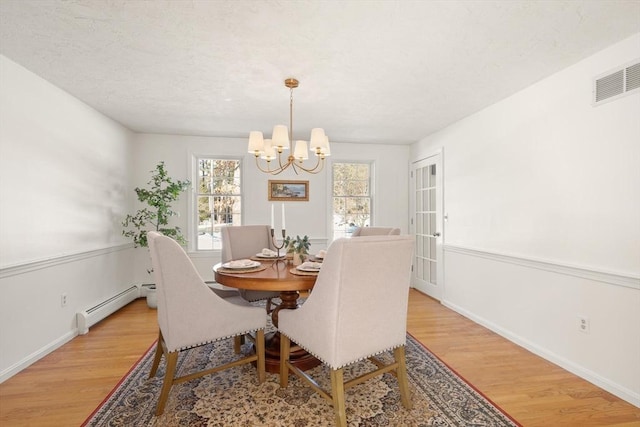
[284,235,310,266]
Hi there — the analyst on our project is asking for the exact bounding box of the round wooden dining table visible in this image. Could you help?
[214,259,319,373]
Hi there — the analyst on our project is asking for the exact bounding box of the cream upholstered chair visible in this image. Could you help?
[220,225,281,311]
[351,226,401,237]
[147,231,266,416]
[279,235,414,427]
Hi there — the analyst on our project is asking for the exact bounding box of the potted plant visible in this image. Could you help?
[122,161,190,307]
[288,235,310,266]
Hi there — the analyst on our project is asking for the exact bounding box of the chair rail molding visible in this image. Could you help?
[444,244,639,290]
[0,243,134,279]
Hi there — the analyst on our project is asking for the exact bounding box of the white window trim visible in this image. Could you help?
[187,153,244,253]
[330,159,374,241]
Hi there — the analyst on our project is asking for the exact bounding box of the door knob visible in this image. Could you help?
[432,232,441,237]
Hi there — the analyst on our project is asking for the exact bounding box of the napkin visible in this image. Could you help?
[299,261,322,270]
[261,248,277,256]
[317,249,327,258]
[227,259,255,268]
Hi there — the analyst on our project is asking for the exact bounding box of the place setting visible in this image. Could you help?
[290,260,322,276]
[250,247,285,261]
[217,258,267,274]
[307,249,326,263]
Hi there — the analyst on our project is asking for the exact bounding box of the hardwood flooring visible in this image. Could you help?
[1,289,639,426]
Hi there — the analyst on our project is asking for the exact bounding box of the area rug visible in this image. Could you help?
[83,333,520,426]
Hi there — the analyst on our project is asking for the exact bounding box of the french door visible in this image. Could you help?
[410,152,444,300]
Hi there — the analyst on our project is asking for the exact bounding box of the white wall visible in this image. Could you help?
[0,54,409,381]
[411,34,640,406]
[0,55,135,381]
[130,133,410,282]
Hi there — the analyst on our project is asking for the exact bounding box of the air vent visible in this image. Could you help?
[626,62,640,92]
[593,59,640,105]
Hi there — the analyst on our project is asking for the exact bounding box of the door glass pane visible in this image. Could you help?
[429,235,436,261]
[429,261,437,285]
[422,211,428,235]
[429,212,436,237]
[413,162,438,286]
[429,164,436,187]
[421,237,429,258]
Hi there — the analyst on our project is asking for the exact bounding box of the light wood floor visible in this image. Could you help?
[1,290,639,426]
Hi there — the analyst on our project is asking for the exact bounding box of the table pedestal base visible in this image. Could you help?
[263,331,321,373]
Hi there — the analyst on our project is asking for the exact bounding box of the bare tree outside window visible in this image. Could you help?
[196,158,241,250]
[332,162,371,239]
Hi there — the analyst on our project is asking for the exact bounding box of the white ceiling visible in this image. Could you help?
[1,1,638,145]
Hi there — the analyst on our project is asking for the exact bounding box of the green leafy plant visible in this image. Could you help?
[284,236,294,254]
[288,235,310,255]
[122,161,190,248]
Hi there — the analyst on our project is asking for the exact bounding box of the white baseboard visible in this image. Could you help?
[442,299,640,408]
[0,330,77,383]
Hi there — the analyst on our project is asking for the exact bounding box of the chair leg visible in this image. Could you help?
[156,351,178,416]
[255,329,266,383]
[279,334,291,388]
[330,368,347,427]
[394,346,412,410]
[233,335,243,354]
[149,332,164,378]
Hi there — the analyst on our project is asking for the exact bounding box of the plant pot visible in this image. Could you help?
[146,286,157,309]
[293,252,304,266]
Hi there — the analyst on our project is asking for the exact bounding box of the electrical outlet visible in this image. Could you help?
[61,293,68,308]
[578,316,589,334]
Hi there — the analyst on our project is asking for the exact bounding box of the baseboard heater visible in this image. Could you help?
[76,285,140,334]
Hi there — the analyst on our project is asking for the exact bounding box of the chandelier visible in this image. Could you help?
[247,78,331,175]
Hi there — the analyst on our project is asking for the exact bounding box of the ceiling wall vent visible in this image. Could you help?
[593,59,640,106]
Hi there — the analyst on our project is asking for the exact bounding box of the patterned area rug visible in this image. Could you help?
[83,333,519,426]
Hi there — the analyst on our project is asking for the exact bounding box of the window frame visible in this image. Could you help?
[331,160,374,240]
[188,154,244,253]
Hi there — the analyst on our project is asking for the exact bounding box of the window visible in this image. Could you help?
[332,162,371,239]
[195,157,242,250]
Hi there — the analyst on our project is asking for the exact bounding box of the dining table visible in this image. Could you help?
[213,257,320,373]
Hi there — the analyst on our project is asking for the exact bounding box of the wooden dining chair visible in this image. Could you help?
[220,225,281,312]
[147,231,266,415]
[351,226,400,236]
[278,235,414,427]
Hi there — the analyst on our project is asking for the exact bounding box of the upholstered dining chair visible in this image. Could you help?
[278,235,414,427]
[147,231,266,416]
[351,226,401,237]
[220,225,281,312]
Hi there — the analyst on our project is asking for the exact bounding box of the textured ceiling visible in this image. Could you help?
[1,0,638,145]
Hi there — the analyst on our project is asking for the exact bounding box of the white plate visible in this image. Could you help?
[222,260,260,269]
[296,262,322,272]
[297,266,321,272]
[255,253,280,258]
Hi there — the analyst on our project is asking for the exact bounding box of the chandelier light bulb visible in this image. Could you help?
[260,139,276,161]
[271,125,290,151]
[293,140,309,161]
[309,128,327,151]
[248,131,264,154]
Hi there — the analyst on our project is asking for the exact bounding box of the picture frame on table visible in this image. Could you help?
[268,180,309,201]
